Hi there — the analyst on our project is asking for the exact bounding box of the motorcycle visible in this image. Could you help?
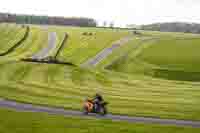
[83,99,108,115]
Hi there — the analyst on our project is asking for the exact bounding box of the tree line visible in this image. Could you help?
[141,22,200,34]
[0,12,97,27]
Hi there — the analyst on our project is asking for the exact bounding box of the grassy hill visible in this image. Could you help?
[1,61,200,120]
[109,31,200,81]
[0,23,27,54]
[0,23,200,131]
[54,26,129,65]
[1,108,199,133]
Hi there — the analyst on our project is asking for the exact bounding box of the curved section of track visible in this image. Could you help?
[0,98,200,128]
[81,36,133,67]
[32,32,57,59]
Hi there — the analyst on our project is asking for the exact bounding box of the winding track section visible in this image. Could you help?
[0,98,200,128]
[32,32,57,59]
[1,32,200,127]
[81,36,133,67]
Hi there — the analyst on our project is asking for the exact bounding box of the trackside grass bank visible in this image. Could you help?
[109,31,200,81]
[0,61,200,121]
[0,108,200,133]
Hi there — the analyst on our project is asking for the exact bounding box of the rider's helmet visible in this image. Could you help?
[95,93,103,101]
[95,93,100,97]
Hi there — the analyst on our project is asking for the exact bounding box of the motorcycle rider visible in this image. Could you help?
[93,93,104,112]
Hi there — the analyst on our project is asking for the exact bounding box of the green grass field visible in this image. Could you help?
[0,26,47,61]
[0,25,67,62]
[1,108,199,133]
[1,23,200,131]
[1,61,200,121]
[109,31,200,81]
[54,26,129,65]
[138,38,200,71]
[0,23,27,54]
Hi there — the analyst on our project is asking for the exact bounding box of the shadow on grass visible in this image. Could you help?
[21,58,76,66]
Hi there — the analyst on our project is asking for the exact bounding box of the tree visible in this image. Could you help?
[103,21,107,27]
[110,22,114,28]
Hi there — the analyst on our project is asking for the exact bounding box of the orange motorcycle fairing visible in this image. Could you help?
[84,101,94,112]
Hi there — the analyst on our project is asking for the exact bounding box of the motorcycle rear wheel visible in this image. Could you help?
[99,107,107,116]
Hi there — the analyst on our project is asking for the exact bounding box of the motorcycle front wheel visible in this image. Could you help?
[99,107,107,116]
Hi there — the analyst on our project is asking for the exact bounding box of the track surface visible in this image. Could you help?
[0,98,200,128]
[32,32,57,59]
[81,36,133,67]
